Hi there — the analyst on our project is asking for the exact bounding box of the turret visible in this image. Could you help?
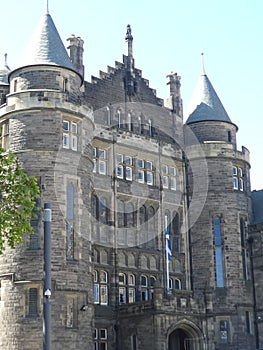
[0,9,94,350]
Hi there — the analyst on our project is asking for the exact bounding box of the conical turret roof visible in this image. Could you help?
[18,12,75,72]
[0,54,11,85]
[186,61,231,125]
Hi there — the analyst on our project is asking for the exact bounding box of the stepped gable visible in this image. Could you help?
[84,24,163,110]
[85,56,163,110]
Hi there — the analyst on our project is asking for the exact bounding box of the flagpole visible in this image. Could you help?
[165,215,170,294]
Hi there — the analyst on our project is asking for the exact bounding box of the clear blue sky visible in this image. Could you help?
[1,0,262,190]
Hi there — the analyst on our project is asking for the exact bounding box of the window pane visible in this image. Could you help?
[117,165,123,178]
[146,172,153,185]
[128,288,135,303]
[72,135,77,151]
[63,120,69,131]
[63,133,69,148]
[128,274,135,285]
[99,161,106,175]
[94,284,99,304]
[170,177,176,190]
[239,178,244,191]
[119,273,126,285]
[71,122,77,134]
[162,164,168,174]
[100,270,107,283]
[99,149,106,159]
[125,156,132,165]
[100,285,108,305]
[137,159,144,168]
[170,166,176,176]
[146,161,152,170]
[116,154,123,164]
[119,287,126,304]
[28,288,38,315]
[141,275,147,287]
[233,177,238,189]
[238,167,243,177]
[162,175,168,188]
[233,166,237,175]
[100,329,107,340]
[215,248,224,287]
[137,170,144,183]
[126,167,132,181]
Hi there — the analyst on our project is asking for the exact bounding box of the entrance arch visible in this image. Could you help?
[168,320,205,350]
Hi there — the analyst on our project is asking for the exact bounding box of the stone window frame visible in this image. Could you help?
[93,270,108,306]
[93,147,107,175]
[26,284,40,318]
[0,120,9,151]
[94,327,108,350]
[232,165,244,191]
[63,118,78,151]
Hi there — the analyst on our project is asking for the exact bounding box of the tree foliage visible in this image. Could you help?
[0,149,39,253]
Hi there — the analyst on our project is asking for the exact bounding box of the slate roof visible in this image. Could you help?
[186,72,232,125]
[251,190,263,225]
[0,54,11,85]
[18,13,75,72]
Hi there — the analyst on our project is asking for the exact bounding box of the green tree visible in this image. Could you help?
[0,149,39,253]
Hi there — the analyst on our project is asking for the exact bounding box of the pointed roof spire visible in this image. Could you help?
[201,52,205,75]
[18,12,75,72]
[186,56,232,125]
[125,24,133,57]
[0,53,11,85]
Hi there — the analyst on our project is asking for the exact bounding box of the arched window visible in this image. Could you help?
[128,274,135,285]
[66,183,75,260]
[106,106,111,125]
[126,202,135,227]
[100,250,108,265]
[171,211,180,253]
[174,278,181,290]
[213,216,224,287]
[139,205,147,226]
[117,200,125,227]
[99,197,107,224]
[94,270,108,305]
[240,218,248,280]
[117,110,121,128]
[119,273,127,304]
[141,275,148,287]
[141,275,148,301]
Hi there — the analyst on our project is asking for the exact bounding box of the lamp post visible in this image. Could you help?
[43,203,52,350]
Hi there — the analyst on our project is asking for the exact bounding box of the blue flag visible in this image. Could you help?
[165,216,172,261]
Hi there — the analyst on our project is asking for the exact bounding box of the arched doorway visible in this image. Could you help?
[168,321,205,350]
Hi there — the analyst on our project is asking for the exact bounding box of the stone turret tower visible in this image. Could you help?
[185,56,254,349]
[0,10,94,350]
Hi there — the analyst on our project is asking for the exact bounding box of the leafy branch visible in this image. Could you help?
[0,149,39,254]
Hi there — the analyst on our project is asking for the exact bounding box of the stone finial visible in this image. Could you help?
[125,24,133,57]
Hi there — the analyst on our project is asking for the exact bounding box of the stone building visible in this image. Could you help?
[0,8,262,350]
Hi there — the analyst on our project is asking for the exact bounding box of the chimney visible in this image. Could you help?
[67,34,85,78]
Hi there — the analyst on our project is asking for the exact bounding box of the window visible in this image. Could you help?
[233,165,244,191]
[63,119,78,151]
[219,320,229,343]
[240,218,248,281]
[161,164,177,190]
[0,121,9,150]
[93,147,107,175]
[94,270,108,305]
[213,216,224,287]
[246,311,252,335]
[94,328,108,350]
[66,183,75,260]
[28,288,38,316]
[66,296,77,328]
[116,153,133,181]
[137,159,154,186]
[131,334,137,350]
